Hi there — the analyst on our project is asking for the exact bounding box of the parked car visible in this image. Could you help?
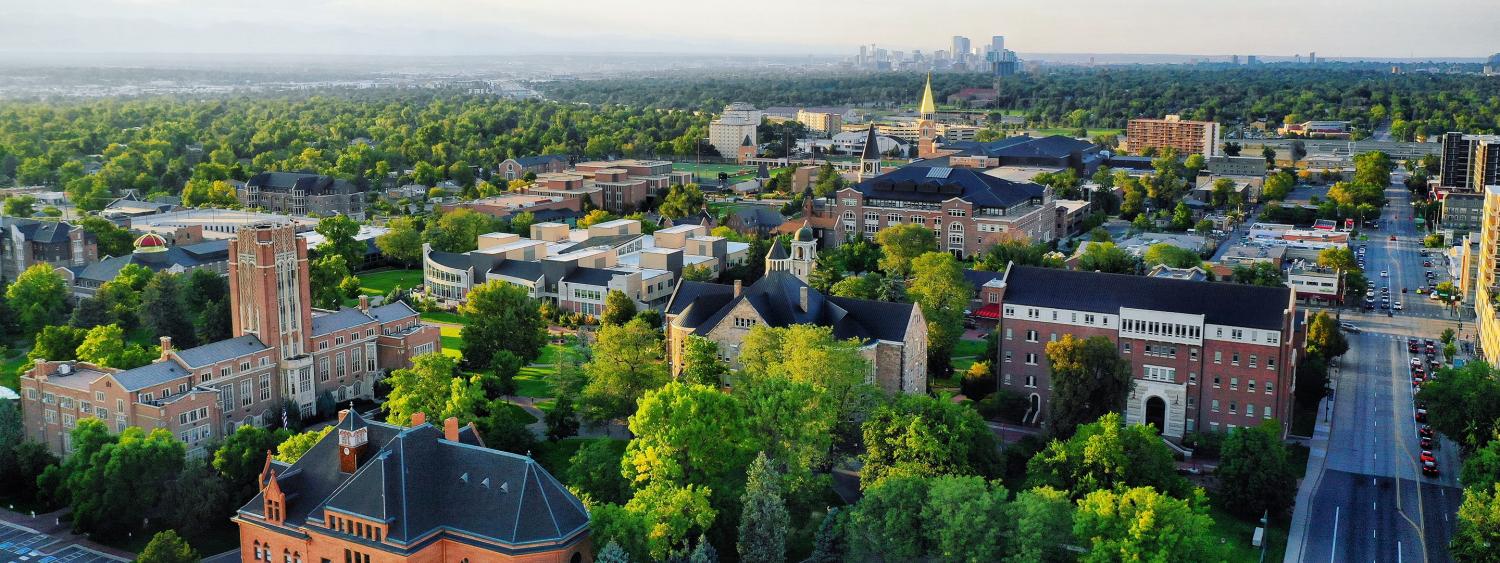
[1409,339,1420,352]
[1420,436,1435,449]
[1339,322,1361,333]
[1421,450,1437,463]
[1416,408,1428,423]
[1420,426,1435,438]
[1423,463,1441,477]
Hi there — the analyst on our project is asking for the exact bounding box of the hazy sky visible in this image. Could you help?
[2,0,1496,59]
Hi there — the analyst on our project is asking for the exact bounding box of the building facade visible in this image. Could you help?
[1,218,97,279]
[1474,185,1500,365]
[709,103,761,158]
[1125,115,1221,157]
[830,165,1054,259]
[235,410,591,563]
[994,265,1300,438]
[1438,132,1500,191]
[664,246,927,395]
[240,173,367,220]
[19,223,440,457]
[498,155,568,180]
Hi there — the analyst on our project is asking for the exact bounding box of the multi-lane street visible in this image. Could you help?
[1290,180,1466,563]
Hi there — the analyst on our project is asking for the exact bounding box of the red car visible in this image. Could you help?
[1416,408,1428,422]
[1423,463,1441,477]
[1390,235,1398,241]
[1421,451,1437,463]
[1409,339,1420,352]
[1420,426,1435,438]
[1421,436,1435,449]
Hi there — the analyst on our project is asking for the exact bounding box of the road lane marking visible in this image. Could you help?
[1331,506,1340,562]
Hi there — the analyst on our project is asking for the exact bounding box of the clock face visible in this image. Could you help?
[343,447,350,455]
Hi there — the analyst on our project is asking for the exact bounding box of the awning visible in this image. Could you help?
[974,303,1000,319]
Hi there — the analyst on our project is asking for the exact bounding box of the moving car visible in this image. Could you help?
[1390,235,1398,241]
[1395,302,1404,311]
[1339,322,1361,333]
[1381,270,1390,278]
[1424,261,1432,267]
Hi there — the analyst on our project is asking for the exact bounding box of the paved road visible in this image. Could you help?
[1291,180,1465,562]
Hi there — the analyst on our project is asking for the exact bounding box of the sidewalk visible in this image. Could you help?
[0,507,136,561]
[1283,396,1333,563]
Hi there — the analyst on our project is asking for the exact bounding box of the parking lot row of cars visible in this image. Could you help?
[1410,336,1441,478]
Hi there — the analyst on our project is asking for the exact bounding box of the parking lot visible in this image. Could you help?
[0,522,127,563]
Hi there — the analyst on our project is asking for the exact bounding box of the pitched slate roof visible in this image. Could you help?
[672,271,916,343]
[239,411,588,550]
[368,301,419,324]
[962,269,1006,289]
[852,165,1046,208]
[1001,265,1290,330]
[766,240,789,260]
[245,172,361,195]
[488,260,545,282]
[511,154,567,167]
[311,307,376,336]
[174,335,268,368]
[76,241,230,283]
[114,361,191,392]
[4,218,80,244]
[729,206,785,230]
[860,125,882,160]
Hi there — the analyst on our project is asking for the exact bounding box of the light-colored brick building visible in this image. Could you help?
[994,265,1301,439]
[20,223,440,457]
[1125,115,1221,157]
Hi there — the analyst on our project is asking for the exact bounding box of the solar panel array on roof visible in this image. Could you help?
[926,167,953,179]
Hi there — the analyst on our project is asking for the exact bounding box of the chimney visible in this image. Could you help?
[357,294,370,312]
[733,279,742,298]
[443,417,459,441]
[158,336,173,361]
[411,412,426,427]
[800,286,810,312]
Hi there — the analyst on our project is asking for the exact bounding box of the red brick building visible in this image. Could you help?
[19,223,440,457]
[994,265,1301,438]
[236,410,591,563]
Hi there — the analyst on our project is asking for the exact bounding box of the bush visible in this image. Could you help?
[975,389,1030,423]
[959,361,995,401]
[1182,431,1225,459]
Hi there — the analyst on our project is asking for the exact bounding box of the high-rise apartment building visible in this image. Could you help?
[1439,132,1500,191]
[1125,115,1221,157]
[708,102,761,159]
[1473,186,1500,365]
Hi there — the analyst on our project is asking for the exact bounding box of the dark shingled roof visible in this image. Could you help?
[511,154,567,167]
[729,206,785,230]
[962,269,1006,289]
[766,240,789,260]
[943,135,1094,160]
[1001,265,1290,330]
[76,241,229,284]
[561,267,625,287]
[852,165,1046,208]
[245,172,361,196]
[3,218,83,244]
[239,410,588,550]
[672,271,916,343]
[114,361,191,392]
[174,335,268,368]
[426,249,473,270]
[368,301,419,324]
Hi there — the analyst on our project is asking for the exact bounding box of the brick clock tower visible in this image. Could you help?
[917,74,939,158]
[229,223,317,415]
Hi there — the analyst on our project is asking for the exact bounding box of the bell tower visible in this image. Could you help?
[789,221,817,282]
[336,409,369,473]
[859,124,883,180]
[918,74,939,158]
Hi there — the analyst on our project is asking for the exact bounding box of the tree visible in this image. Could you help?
[689,537,718,563]
[828,273,880,300]
[596,541,631,563]
[1142,243,1202,269]
[510,211,538,236]
[566,439,631,505]
[425,208,501,253]
[95,262,152,331]
[1262,170,1294,201]
[1008,486,1076,563]
[579,209,616,228]
[679,335,729,386]
[1073,487,1226,563]
[8,263,68,335]
[1216,420,1298,519]
[475,398,537,455]
[274,426,332,463]
[738,453,789,563]
[66,425,186,538]
[847,474,1009,562]
[1183,153,1205,176]
[682,264,716,282]
[1318,246,1358,273]
[483,349,523,397]
[458,280,547,369]
[1262,145,1277,164]
[807,507,846,563]
[1454,483,1500,562]
[1222,142,1242,156]
[1353,151,1394,187]
[75,324,154,369]
[1045,335,1134,438]
[602,289,638,326]
[167,459,231,540]
[383,352,463,426]
[29,325,87,362]
[315,214,364,269]
[581,318,669,424]
[874,224,937,277]
[1231,261,1286,287]
[185,269,231,344]
[3,195,36,217]
[1027,412,1187,499]
[660,183,706,219]
[376,216,424,266]
[308,254,350,309]
[136,530,199,563]
[1418,361,1500,450]
[1169,201,1193,231]
[140,271,199,348]
[214,425,292,499]
[181,178,238,207]
[597,481,718,561]
[545,392,580,441]
[624,382,754,495]
[1076,242,1137,274]
[1306,311,1349,358]
[861,393,998,488]
[974,239,1060,271]
[908,252,971,377]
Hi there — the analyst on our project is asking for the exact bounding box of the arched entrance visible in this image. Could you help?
[1144,396,1167,433]
[1027,393,1042,424]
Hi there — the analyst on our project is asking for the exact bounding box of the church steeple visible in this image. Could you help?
[860,124,883,180]
[918,73,937,117]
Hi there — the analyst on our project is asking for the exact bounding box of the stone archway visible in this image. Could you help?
[1144,396,1167,434]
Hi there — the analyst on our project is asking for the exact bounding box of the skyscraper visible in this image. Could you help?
[952,36,971,65]
[991,36,1005,56]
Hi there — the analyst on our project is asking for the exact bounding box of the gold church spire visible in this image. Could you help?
[918,73,936,116]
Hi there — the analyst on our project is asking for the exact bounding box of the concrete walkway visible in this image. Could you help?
[1284,395,1333,563]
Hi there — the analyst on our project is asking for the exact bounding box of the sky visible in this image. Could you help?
[1,0,1497,59]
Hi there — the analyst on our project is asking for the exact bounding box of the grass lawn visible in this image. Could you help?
[516,366,554,398]
[495,400,538,425]
[1029,127,1123,139]
[359,268,423,295]
[0,348,29,391]
[421,310,469,325]
[533,398,556,413]
[534,436,626,478]
[950,337,987,373]
[1208,506,1287,563]
[439,325,463,359]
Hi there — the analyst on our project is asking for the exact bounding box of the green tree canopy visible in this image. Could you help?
[1073,487,1226,563]
[861,393,999,488]
[458,279,547,369]
[581,318,669,424]
[1045,335,1134,438]
[8,263,69,335]
[874,224,937,277]
[1026,412,1188,499]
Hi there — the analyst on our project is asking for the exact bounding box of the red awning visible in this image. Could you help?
[974,304,1000,319]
